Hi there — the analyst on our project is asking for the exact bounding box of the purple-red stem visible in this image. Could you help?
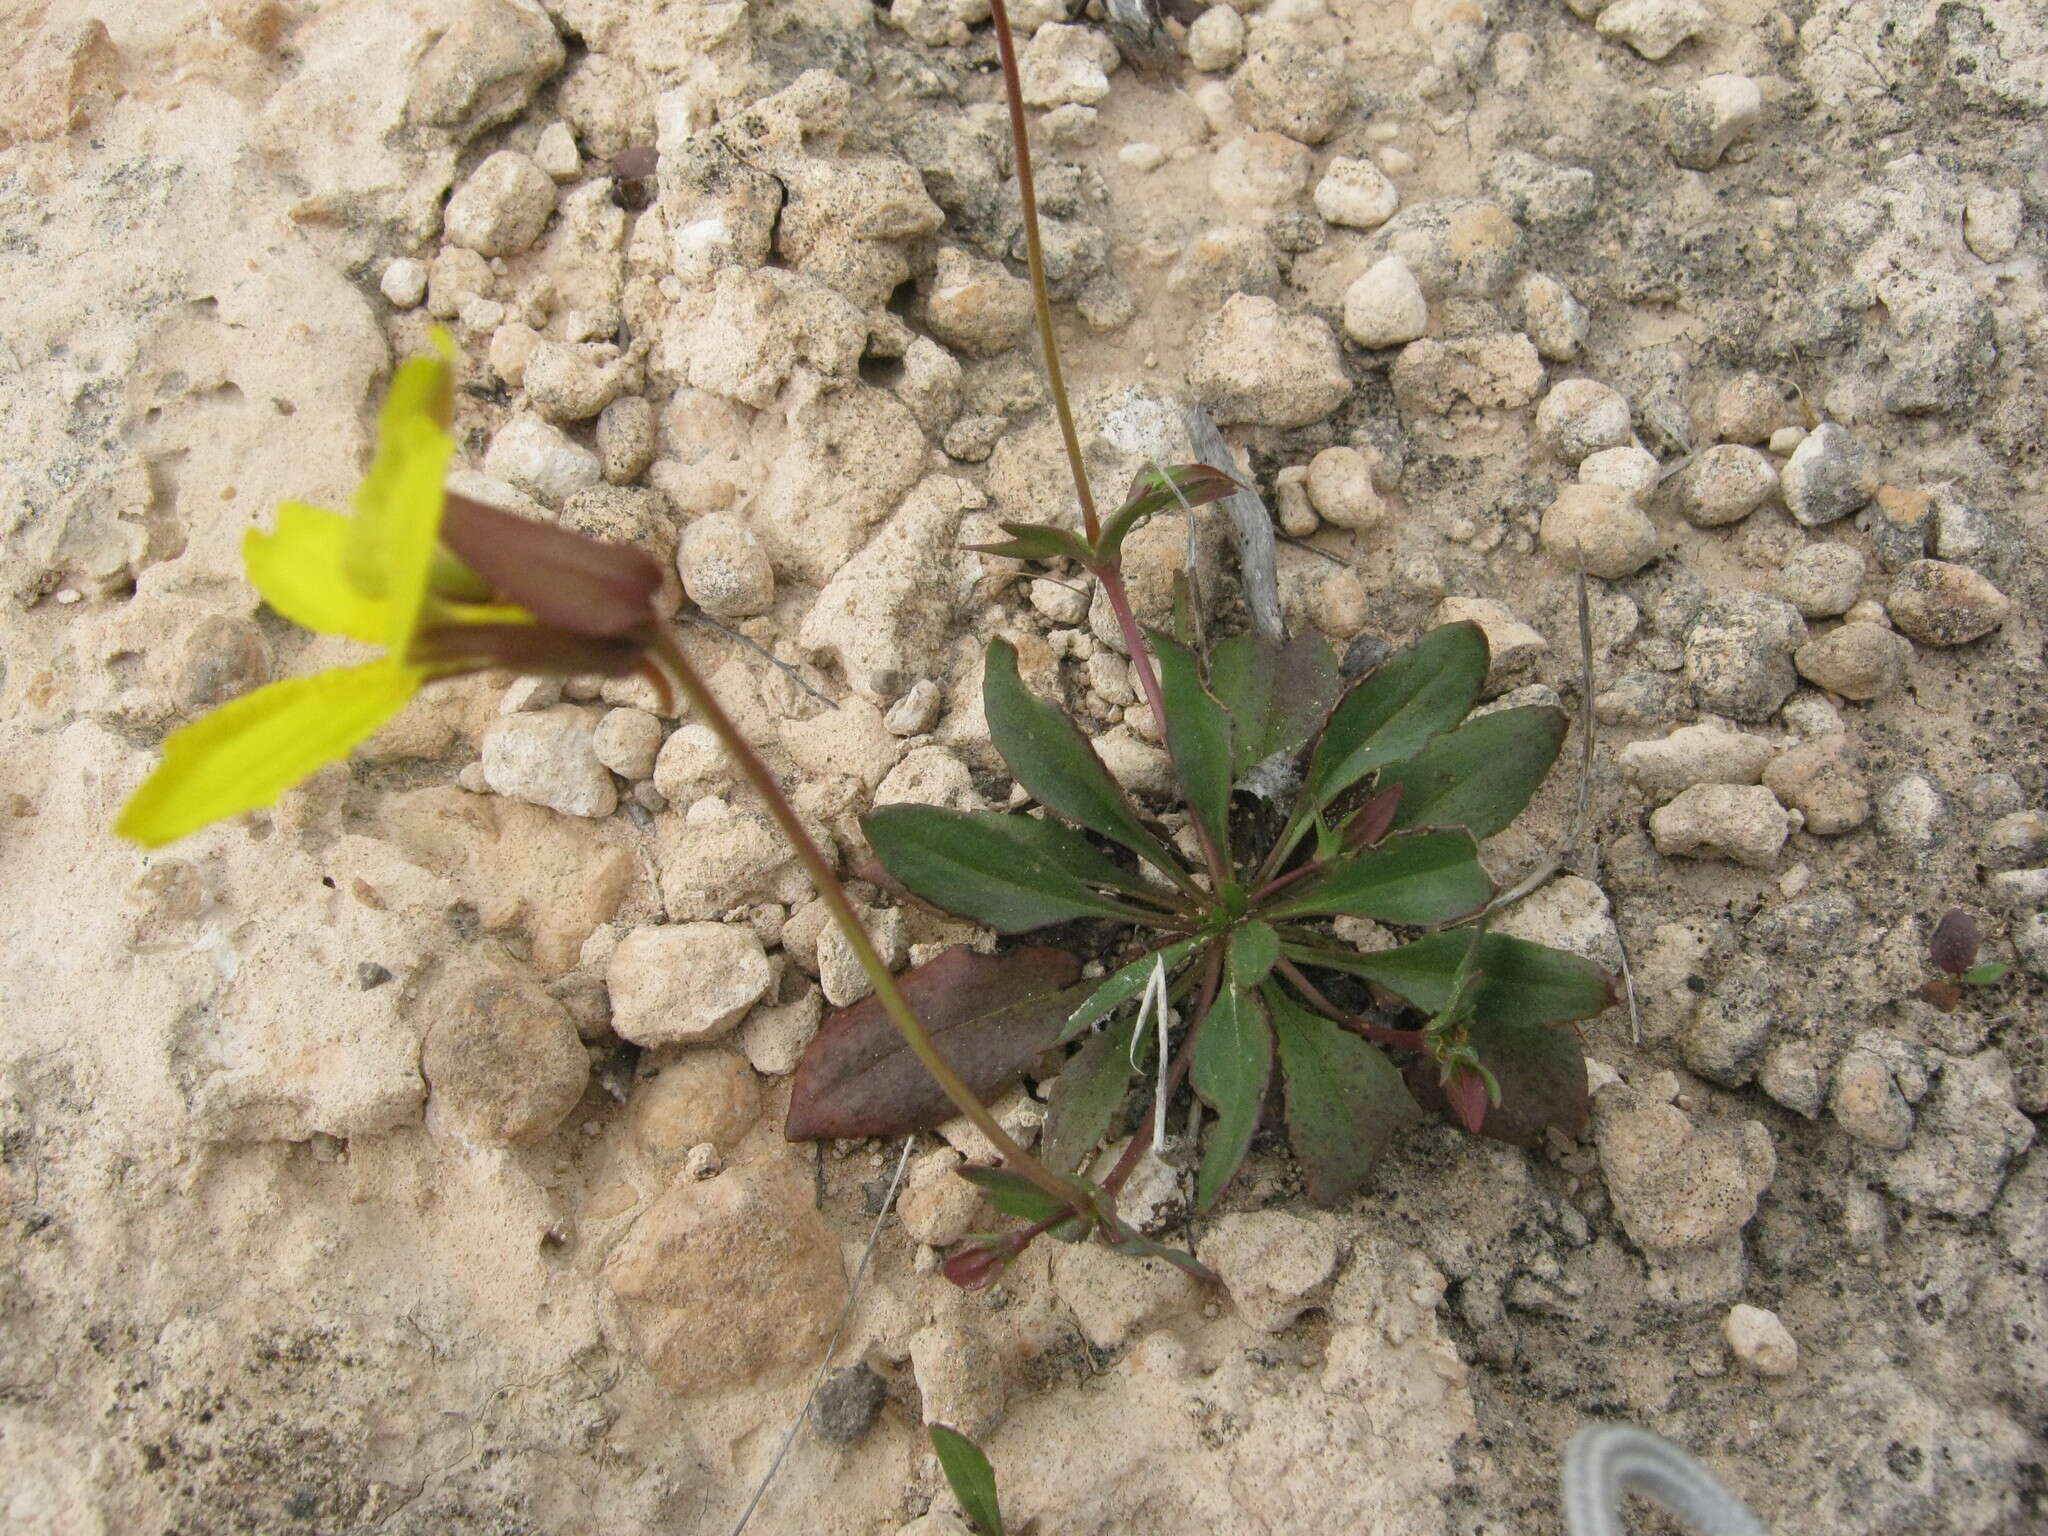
[1274,955,1425,1051]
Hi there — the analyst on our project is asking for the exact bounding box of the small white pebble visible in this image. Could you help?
[1724,1304,1799,1377]
[380,257,428,309]
[532,121,580,182]
[53,587,82,605]
[1119,141,1166,173]
[1778,863,1812,897]
[1378,146,1415,175]
[1768,425,1807,455]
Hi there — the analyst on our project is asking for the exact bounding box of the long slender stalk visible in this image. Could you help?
[1094,564,1230,889]
[1274,955,1423,1050]
[988,0,1098,543]
[651,629,1079,1210]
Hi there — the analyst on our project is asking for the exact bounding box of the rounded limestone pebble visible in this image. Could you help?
[1723,1304,1799,1377]
[1578,445,1660,504]
[1305,446,1384,529]
[1314,157,1400,230]
[1762,734,1871,835]
[1539,483,1661,579]
[1776,542,1864,617]
[423,978,589,1147]
[592,706,663,780]
[1884,559,2010,647]
[597,395,657,485]
[1185,4,1246,72]
[630,1050,761,1158]
[1235,26,1351,144]
[1209,132,1315,213]
[481,705,618,818]
[677,513,775,618]
[1679,444,1778,527]
[1780,422,1876,528]
[523,339,623,423]
[1793,623,1911,701]
[1536,379,1633,466]
[380,257,428,309]
[1517,271,1589,362]
[1663,74,1761,171]
[443,149,557,258]
[1342,255,1429,349]
[1683,592,1806,723]
[607,922,774,1046]
[1713,371,1801,444]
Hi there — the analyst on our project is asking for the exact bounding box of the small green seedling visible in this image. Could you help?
[1920,907,2008,1012]
[929,1424,1006,1536]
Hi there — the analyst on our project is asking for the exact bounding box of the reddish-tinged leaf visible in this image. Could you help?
[1208,632,1343,778]
[942,1242,1011,1291]
[1342,786,1404,850]
[785,946,1084,1140]
[411,622,648,677]
[1267,988,1419,1207]
[440,493,664,637]
[1929,908,1980,976]
[1442,1066,1490,1135]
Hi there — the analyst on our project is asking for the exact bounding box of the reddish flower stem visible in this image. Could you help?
[1274,955,1425,1050]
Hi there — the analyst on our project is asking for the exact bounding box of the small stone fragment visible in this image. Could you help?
[812,1364,887,1446]
[677,513,774,618]
[1884,1050,2036,1218]
[523,339,623,423]
[1539,483,1661,579]
[1596,0,1712,60]
[483,417,603,503]
[1713,372,1800,444]
[631,1050,760,1157]
[592,708,662,780]
[1679,444,1777,527]
[533,120,580,181]
[1433,596,1547,689]
[1536,379,1634,465]
[607,923,774,1046]
[1792,623,1910,701]
[1830,1046,1915,1150]
[1579,445,1660,503]
[1185,5,1246,72]
[1209,132,1314,213]
[1391,333,1545,416]
[1981,812,2048,873]
[1620,722,1776,802]
[1762,735,1870,835]
[1235,25,1351,144]
[1305,446,1384,529]
[1314,157,1400,230]
[911,1320,1005,1438]
[1963,186,2022,264]
[1776,543,1864,618]
[1192,294,1350,428]
[596,395,656,485]
[381,257,428,309]
[1874,773,1944,851]
[884,679,944,736]
[924,245,1034,359]
[1723,1305,1798,1376]
[1684,593,1806,722]
[1203,1211,1340,1332]
[1593,1082,1777,1251]
[1516,272,1589,362]
[897,1148,986,1247]
[1780,424,1877,528]
[1884,559,2010,647]
[1663,75,1760,170]
[1650,784,1793,868]
[444,149,557,257]
[1018,22,1119,108]
[1342,255,1430,348]
[482,706,618,818]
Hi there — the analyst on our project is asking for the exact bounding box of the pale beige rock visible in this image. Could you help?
[749,385,926,585]
[1192,295,1351,428]
[1539,483,1662,579]
[677,512,775,618]
[1536,379,1634,466]
[1305,447,1384,529]
[1433,596,1547,690]
[1593,1082,1777,1251]
[1794,623,1912,701]
[1621,723,1777,802]
[604,1159,845,1395]
[1680,444,1778,527]
[1763,734,1871,835]
[1315,157,1400,229]
[897,1149,986,1247]
[1342,255,1430,349]
[1885,559,2011,647]
[925,246,1035,358]
[1051,1242,1203,1349]
[444,149,556,256]
[607,922,774,1045]
[1203,1211,1340,1332]
[816,902,909,1007]
[481,705,618,818]
[874,745,985,811]
[911,1320,1006,1437]
[1391,334,1545,416]
[736,982,826,1076]
[1724,1304,1799,1376]
[592,707,662,780]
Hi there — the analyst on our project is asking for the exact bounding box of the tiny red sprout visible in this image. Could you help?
[1929,909,1981,977]
[1443,1066,1490,1136]
[612,145,659,180]
[942,1241,1012,1291]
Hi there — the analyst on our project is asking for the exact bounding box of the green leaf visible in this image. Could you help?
[1267,987,1421,1207]
[1263,829,1493,925]
[929,1425,1006,1536]
[954,1166,1074,1223]
[1148,630,1233,857]
[1210,633,1342,777]
[1963,961,2009,986]
[1191,985,1273,1212]
[963,520,1094,565]
[982,638,1185,880]
[1403,1009,1589,1147]
[1095,463,1241,566]
[1378,705,1569,841]
[1296,931,1615,1029]
[1061,937,1201,1042]
[1042,1010,1143,1176]
[863,805,1155,933]
[1229,921,1280,990]
[1306,622,1489,812]
[785,947,1086,1140]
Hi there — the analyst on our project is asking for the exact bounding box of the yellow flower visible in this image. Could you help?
[118,335,663,849]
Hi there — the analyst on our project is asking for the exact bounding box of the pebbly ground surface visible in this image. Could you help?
[1,1,2043,1532]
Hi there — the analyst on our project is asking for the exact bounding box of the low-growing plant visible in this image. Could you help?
[1919,907,2008,1012]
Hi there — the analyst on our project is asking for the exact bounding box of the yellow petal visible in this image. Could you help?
[115,661,422,848]
[243,502,389,644]
[345,336,456,652]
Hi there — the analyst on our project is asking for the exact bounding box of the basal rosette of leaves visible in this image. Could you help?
[785,597,1616,1246]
